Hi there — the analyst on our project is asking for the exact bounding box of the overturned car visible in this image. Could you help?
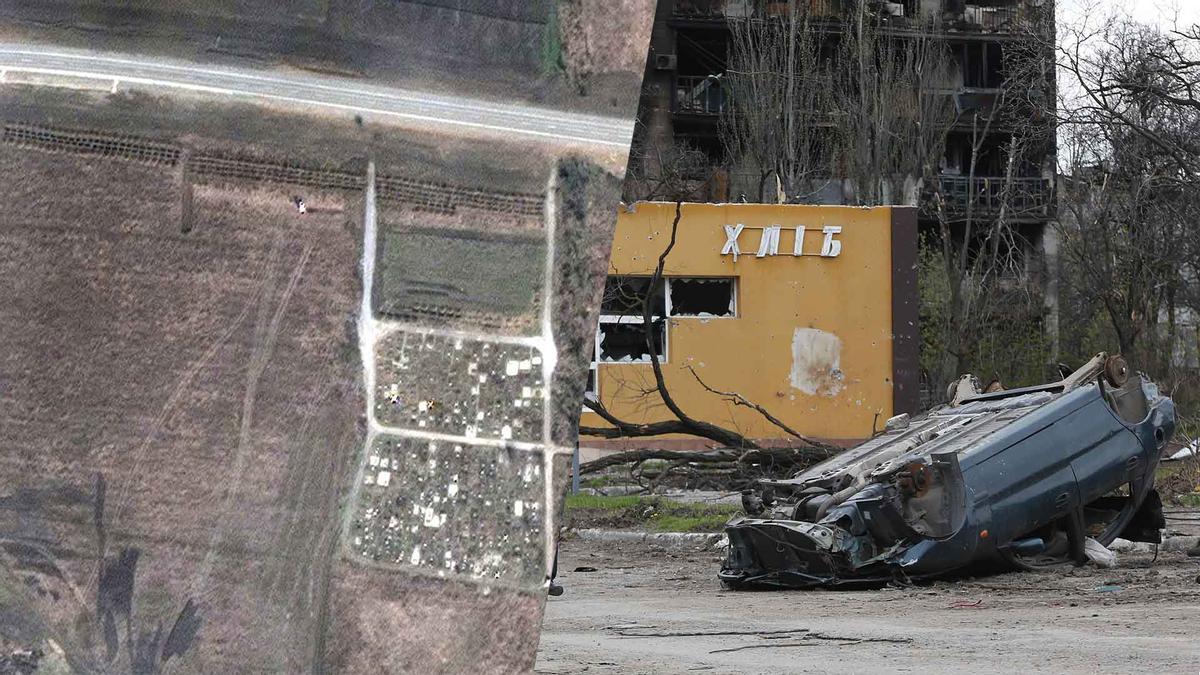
[720,354,1175,589]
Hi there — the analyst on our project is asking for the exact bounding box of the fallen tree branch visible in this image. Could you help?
[579,445,829,475]
[686,366,838,455]
[581,395,754,448]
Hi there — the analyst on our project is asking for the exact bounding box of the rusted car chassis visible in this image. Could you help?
[720,354,1175,589]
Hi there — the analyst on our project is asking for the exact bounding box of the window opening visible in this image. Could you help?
[598,276,667,363]
[668,277,735,317]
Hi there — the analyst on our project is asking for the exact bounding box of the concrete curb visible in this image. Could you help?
[570,528,727,548]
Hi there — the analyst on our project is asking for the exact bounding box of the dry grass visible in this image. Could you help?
[1159,457,1200,505]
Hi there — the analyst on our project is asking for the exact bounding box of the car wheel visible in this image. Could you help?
[1103,355,1129,387]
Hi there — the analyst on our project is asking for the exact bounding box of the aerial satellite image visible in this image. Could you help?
[0,1,653,672]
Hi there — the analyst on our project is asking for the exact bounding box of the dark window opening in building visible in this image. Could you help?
[669,278,736,316]
[985,42,1004,88]
[957,42,1006,89]
[602,276,666,316]
[598,319,667,363]
[676,29,727,77]
[674,28,729,115]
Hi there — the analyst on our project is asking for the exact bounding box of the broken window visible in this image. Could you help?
[598,276,668,363]
[601,276,665,316]
[597,318,666,363]
[668,277,735,317]
[956,42,1005,90]
[593,276,737,364]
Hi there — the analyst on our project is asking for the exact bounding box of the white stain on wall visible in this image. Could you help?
[790,328,845,396]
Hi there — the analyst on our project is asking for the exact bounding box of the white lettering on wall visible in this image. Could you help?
[719,224,843,259]
[755,226,781,257]
[820,226,843,257]
[722,223,745,261]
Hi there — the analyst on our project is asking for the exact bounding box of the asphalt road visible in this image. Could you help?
[537,536,1200,674]
[0,43,635,149]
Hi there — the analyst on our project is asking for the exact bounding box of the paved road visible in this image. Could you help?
[0,43,635,148]
[537,536,1200,675]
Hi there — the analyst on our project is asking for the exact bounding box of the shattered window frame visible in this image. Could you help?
[592,275,738,365]
[596,315,668,364]
[600,275,665,316]
[597,275,669,364]
[665,277,737,318]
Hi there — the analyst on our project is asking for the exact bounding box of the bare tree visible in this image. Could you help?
[1056,16,1200,372]
[622,132,714,203]
[721,0,836,202]
[923,21,1057,383]
[832,7,957,206]
[1059,16,1200,183]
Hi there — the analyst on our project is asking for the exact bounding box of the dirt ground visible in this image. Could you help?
[537,534,1200,674]
[0,85,555,193]
[0,145,366,671]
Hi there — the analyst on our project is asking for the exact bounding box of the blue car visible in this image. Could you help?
[720,354,1176,589]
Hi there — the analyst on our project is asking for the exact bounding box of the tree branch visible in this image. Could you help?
[685,366,837,455]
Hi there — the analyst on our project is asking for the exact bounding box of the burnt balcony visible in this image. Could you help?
[671,0,842,25]
[674,75,729,115]
[672,0,746,19]
[928,175,1054,219]
[959,5,1023,32]
[671,1,1038,36]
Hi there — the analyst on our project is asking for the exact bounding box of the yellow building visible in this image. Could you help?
[581,202,918,449]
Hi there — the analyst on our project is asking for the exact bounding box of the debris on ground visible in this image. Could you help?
[1084,538,1118,568]
[1167,441,1198,461]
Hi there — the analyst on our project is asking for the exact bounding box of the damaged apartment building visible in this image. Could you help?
[628,0,1060,365]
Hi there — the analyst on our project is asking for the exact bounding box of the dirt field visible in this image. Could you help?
[0,146,365,671]
[0,85,554,193]
[537,534,1200,674]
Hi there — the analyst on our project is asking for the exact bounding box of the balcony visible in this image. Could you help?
[672,0,841,21]
[671,1,1036,36]
[672,0,746,19]
[960,5,1022,32]
[931,175,1054,218]
[674,75,728,115]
